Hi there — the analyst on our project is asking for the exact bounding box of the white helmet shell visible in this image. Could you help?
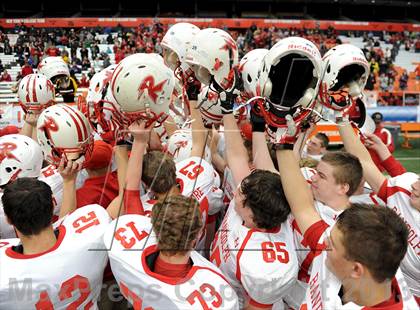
[322,44,370,98]
[38,57,70,82]
[258,37,322,110]
[18,73,55,113]
[198,86,223,126]
[0,134,43,186]
[111,55,175,125]
[37,104,93,166]
[166,130,211,164]
[162,22,200,70]
[239,48,269,98]
[186,28,238,91]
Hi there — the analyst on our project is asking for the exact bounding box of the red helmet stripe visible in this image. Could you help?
[63,104,89,139]
[61,105,84,142]
[110,65,124,95]
[25,75,32,103]
[32,75,38,103]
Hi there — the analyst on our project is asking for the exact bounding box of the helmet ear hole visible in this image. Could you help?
[264,79,272,97]
[197,66,211,85]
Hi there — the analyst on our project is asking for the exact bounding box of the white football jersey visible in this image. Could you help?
[377,172,420,298]
[300,220,417,310]
[0,165,66,239]
[210,201,298,308]
[103,214,239,309]
[0,204,110,309]
[38,164,64,217]
[222,166,236,206]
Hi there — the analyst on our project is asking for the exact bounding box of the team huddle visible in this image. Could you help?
[0,22,419,310]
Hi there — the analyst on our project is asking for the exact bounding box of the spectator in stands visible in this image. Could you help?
[416,64,420,81]
[45,44,60,57]
[114,48,125,64]
[365,72,376,91]
[21,59,33,77]
[81,56,91,71]
[80,45,89,60]
[87,67,96,80]
[399,70,408,91]
[379,73,389,92]
[79,73,89,87]
[415,39,420,53]
[0,70,12,82]
[91,41,99,60]
[368,112,394,172]
[0,60,3,74]
[71,60,82,74]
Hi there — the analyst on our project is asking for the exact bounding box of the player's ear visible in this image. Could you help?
[351,261,364,279]
[339,183,350,196]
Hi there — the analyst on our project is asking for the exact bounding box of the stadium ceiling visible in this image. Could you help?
[0,0,418,22]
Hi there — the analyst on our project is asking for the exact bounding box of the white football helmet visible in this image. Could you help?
[319,44,370,111]
[37,104,93,167]
[166,130,211,164]
[0,134,43,186]
[161,22,200,71]
[18,73,55,113]
[239,48,269,99]
[38,56,70,84]
[85,65,124,138]
[256,37,322,128]
[111,55,175,127]
[198,86,223,126]
[186,28,239,91]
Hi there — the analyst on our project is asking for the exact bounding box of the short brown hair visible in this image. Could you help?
[315,132,329,148]
[151,195,203,255]
[321,151,363,196]
[337,204,408,283]
[240,169,290,229]
[142,151,176,194]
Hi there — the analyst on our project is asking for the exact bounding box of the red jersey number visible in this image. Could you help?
[179,161,204,180]
[261,241,289,263]
[72,211,100,234]
[187,283,223,309]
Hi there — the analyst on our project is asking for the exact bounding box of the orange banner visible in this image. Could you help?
[0,18,418,32]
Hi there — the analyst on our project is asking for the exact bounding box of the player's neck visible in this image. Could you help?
[156,185,181,201]
[324,195,350,212]
[18,226,57,256]
[342,277,392,307]
[158,251,190,265]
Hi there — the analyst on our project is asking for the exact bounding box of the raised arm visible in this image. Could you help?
[58,157,81,218]
[106,144,129,219]
[223,113,251,186]
[276,148,321,235]
[190,100,209,159]
[250,110,277,173]
[338,122,386,193]
[364,133,406,177]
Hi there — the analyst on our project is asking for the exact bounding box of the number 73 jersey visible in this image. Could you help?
[103,214,239,310]
[0,204,111,309]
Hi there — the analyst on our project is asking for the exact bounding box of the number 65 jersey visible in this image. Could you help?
[103,214,239,310]
[210,201,298,308]
[0,204,111,310]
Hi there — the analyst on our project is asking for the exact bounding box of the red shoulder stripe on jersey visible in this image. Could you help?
[377,179,411,203]
[369,192,380,206]
[5,226,66,259]
[248,296,272,308]
[301,220,329,250]
[235,230,254,281]
[291,219,302,235]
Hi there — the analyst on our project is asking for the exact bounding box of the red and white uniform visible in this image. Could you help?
[103,214,239,309]
[0,204,111,309]
[210,201,298,308]
[222,166,236,206]
[176,157,224,218]
[0,165,66,239]
[377,172,420,299]
[140,157,224,220]
[300,220,417,310]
